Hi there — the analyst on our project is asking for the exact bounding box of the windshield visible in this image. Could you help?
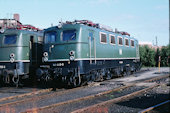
[62,30,76,41]
[4,35,17,45]
[44,32,57,43]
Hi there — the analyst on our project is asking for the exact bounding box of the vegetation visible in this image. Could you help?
[139,44,170,67]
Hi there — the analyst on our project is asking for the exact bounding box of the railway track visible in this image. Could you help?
[139,100,170,113]
[0,84,88,113]
[0,88,53,102]
[71,84,160,113]
[23,84,135,113]
[21,74,169,113]
[0,87,21,93]
[0,68,152,107]
[0,72,168,113]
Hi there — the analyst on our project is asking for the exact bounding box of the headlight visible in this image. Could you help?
[69,51,75,56]
[44,57,48,62]
[43,52,48,57]
[10,58,15,63]
[70,56,75,61]
[9,53,15,63]
[10,53,15,58]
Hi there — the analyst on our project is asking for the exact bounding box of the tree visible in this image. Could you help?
[139,45,155,67]
[160,45,170,67]
[139,44,169,67]
[139,46,146,66]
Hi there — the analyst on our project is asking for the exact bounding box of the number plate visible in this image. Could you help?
[53,63,64,67]
[0,65,5,69]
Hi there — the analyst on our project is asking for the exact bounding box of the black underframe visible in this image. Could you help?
[41,59,141,77]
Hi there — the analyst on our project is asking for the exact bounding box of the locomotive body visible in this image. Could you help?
[37,21,141,87]
[0,29,43,85]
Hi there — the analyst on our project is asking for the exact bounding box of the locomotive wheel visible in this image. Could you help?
[100,75,104,81]
[122,71,127,76]
[126,70,131,76]
[126,67,131,76]
[95,71,104,82]
[72,77,81,87]
[106,70,113,80]
[3,75,10,84]
[70,74,81,87]
[113,68,122,77]
[12,75,20,87]
[80,75,88,86]
[3,70,10,84]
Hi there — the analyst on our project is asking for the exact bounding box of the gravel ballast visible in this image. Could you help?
[0,67,169,113]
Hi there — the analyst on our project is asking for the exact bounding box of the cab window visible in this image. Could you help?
[131,40,134,47]
[44,32,57,43]
[62,29,76,41]
[4,35,17,45]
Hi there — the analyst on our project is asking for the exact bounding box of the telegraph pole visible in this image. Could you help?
[156,36,158,46]
[158,56,161,72]
[152,40,154,46]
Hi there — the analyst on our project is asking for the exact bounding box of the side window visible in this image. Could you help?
[100,32,107,44]
[125,38,129,46]
[44,32,57,43]
[110,35,116,45]
[118,36,123,46]
[4,35,17,45]
[38,36,43,43]
[62,29,76,41]
[131,40,134,47]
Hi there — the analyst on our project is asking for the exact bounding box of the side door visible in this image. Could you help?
[88,30,96,64]
[29,35,37,65]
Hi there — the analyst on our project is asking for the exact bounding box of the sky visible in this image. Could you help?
[0,0,169,46]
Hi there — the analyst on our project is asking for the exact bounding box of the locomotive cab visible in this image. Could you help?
[37,24,84,86]
[43,26,79,62]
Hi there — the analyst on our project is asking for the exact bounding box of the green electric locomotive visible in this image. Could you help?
[37,20,141,87]
[0,27,43,86]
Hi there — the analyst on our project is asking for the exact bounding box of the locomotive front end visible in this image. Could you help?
[37,24,83,87]
[0,29,43,86]
[0,30,28,85]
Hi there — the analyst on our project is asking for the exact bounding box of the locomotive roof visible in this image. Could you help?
[45,23,137,41]
[1,28,43,37]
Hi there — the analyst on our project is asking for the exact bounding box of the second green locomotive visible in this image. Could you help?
[0,27,43,86]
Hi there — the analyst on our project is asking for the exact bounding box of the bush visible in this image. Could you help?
[139,45,155,67]
[139,44,169,67]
